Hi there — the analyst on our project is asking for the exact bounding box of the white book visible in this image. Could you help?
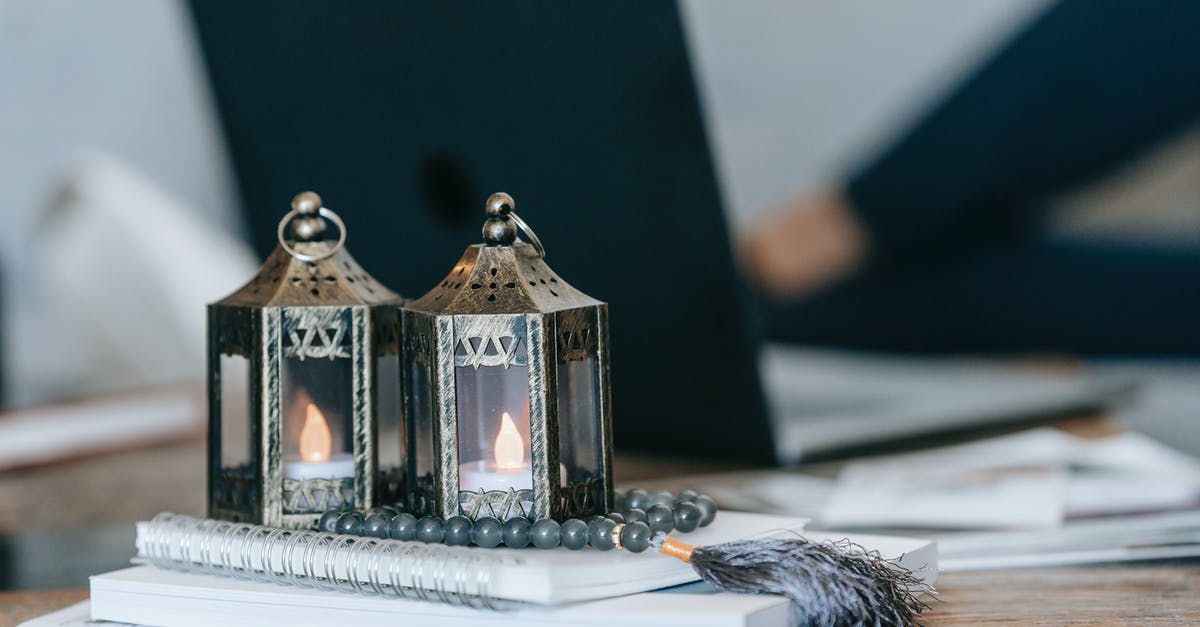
[76,513,936,627]
[87,572,796,627]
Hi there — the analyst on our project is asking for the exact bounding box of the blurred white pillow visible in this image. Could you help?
[29,151,257,399]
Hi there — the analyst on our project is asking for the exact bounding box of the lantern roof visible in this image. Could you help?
[216,242,403,308]
[215,191,403,308]
[406,242,599,315]
[407,193,601,315]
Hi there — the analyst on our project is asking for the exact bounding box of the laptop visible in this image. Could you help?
[189,1,1127,465]
[762,345,1136,464]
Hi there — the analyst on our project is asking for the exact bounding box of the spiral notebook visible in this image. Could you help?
[129,512,813,606]
[80,513,936,627]
[115,512,935,604]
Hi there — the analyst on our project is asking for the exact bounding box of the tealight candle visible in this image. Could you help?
[283,403,355,480]
[459,411,566,493]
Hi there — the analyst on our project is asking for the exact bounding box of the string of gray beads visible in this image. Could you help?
[316,489,717,553]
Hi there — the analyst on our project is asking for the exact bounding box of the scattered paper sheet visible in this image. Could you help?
[822,461,1065,529]
[937,510,1200,571]
[819,428,1200,530]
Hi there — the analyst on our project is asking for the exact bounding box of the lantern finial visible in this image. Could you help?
[275,190,348,261]
[289,191,327,242]
[292,191,323,215]
[481,192,546,257]
[485,192,514,217]
[482,192,518,246]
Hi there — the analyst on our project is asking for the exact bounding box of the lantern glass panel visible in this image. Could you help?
[454,337,532,494]
[280,356,353,471]
[218,353,252,471]
[376,352,404,501]
[405,356,435,510]
[557,357,602,484]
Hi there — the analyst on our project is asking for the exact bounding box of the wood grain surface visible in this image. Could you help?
[0,589,87,627]
[926,567,1200,625]
[3,568,1198,626]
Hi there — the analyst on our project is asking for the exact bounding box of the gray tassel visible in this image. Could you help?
[652,532,932,627]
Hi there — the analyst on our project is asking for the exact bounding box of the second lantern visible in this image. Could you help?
[402,193,613,523]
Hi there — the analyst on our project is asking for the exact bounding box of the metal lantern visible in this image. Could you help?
[402,192,613,523]
[208,191,405,528]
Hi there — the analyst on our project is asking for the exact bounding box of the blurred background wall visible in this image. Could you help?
[0,0,239,404]
[1,0,1192,406]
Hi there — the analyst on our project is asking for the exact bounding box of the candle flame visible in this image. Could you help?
[493,411,524,471]
[299,403,332,463]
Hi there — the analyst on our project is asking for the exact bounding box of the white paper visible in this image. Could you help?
[819,428,1200,530]
[937,510,1200,571]
[820,430,1071,529]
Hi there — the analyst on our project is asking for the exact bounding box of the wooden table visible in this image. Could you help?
[4,567,1199,626]
[1,589,87,627]
[2,436,1198,625]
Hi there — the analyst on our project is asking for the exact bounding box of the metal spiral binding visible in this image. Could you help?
[142,513,510,609]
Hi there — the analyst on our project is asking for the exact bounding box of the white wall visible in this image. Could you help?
[0,0,239,402]
[682,0,1050,233]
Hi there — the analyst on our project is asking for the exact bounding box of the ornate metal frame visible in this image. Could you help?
[207,195,404,529]
[402,196,614,523]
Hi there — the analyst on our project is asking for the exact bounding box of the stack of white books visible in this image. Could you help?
[22,512,937,627]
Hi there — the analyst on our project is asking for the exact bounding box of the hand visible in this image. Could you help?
[738,189,868,299]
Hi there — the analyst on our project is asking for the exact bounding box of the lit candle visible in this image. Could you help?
[283,403,354,480]
[458,411,566,493]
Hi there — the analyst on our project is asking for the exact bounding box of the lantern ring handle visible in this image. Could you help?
[508,211,545,258]
[276,207,347,262]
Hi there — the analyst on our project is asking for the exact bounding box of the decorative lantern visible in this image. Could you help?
[208,192,405,528]
[402,193,613,523]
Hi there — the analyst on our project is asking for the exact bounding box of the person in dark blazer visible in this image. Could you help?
[743,0,1200,356]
